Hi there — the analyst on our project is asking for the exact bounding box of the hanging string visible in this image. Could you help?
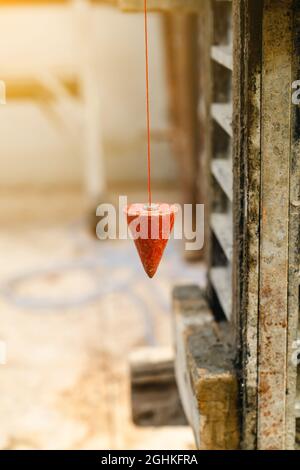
[144,0,152,207]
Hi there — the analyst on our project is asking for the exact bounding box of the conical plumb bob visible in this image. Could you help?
[125,203,177,278]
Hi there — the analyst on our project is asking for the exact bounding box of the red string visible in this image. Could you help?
[144,0,152,207]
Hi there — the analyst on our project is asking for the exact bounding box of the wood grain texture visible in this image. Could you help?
[172,285,239,450]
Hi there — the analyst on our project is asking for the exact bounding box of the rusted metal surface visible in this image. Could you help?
[232,0,263,450]
[258,0,293,450]
[285,0,300,450]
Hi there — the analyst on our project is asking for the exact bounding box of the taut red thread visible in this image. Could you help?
[125,3,177,278]
[144,0,152,206]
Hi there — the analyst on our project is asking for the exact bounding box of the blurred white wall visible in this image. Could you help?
[0,5,177,188]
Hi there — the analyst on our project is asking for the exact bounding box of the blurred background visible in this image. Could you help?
[0,1,204,450]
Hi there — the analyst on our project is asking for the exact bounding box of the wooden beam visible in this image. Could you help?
[173,285,239,450]
[129,347,187,427]
[163,13,200,206]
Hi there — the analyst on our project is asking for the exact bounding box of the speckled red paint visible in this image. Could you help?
[125,203,177,278]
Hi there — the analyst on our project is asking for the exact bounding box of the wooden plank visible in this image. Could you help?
[210,267,232,320]
[172,285,239,450]
[211,159,233,201]
[129,347,187,427]
[232,0,263,450]
[119,0,202,12]
[211,212,233,260]
[211,45,233,71]
[257,0,292,450]
[211,103,233,137]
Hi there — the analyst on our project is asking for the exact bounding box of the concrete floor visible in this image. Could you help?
[0,189,205,450]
